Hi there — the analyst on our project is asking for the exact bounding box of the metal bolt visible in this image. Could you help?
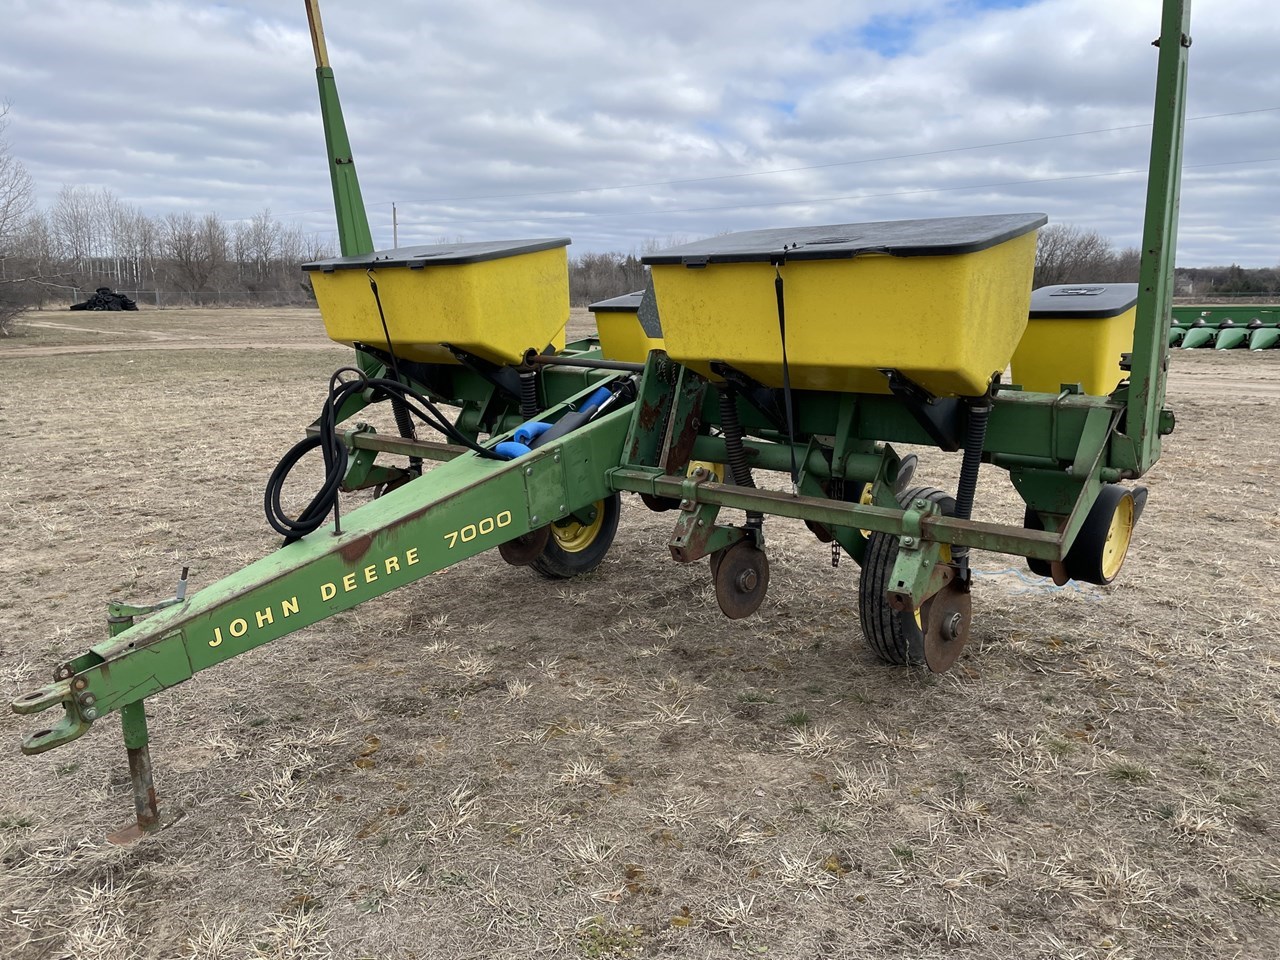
[696,519,705,527]
[914,499,928,509]
[554,453,561,463]
[72,678,88,691]
[902,536,916,547]
[524,466,534,476]
[735,569,758,592]
[680,499,690,509]
[82,707,99,721]
[55,666,73,681]
[530,515,539,524]
[945,612,964,641]
[79,693,97,707]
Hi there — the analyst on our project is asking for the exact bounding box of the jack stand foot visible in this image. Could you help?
[108,700,162,845]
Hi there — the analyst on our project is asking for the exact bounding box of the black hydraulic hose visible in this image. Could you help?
[718,388,764,531]
[265,367,503,544]
[951,397,992,564]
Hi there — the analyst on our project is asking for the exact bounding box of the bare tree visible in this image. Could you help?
[162,212,228,299]
[1034,224,1119,287]
[567,251,647,306]
[49,185,103,278]
[0,103,37,334]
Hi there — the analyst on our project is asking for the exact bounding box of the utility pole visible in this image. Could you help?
[392,202,398,248]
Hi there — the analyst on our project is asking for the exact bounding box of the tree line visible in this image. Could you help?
[3,185,333,307]
[2,100,1276,336]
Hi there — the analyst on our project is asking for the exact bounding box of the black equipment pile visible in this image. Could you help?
[70,287,138,311]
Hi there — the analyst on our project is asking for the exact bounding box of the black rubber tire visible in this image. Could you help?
[1064,484,1135,586]
[530,494,621,580]
[858,486,956,666]
[1022,506,1053,578]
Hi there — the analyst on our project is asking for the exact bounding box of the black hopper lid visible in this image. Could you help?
[641,213,1047,267]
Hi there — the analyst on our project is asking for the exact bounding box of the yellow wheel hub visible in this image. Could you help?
[1101,493,1135,582]
[552,501,605,553]
[859,484,874,539]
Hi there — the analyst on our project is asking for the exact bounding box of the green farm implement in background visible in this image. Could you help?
[13,0,1194,842]
[1169,305,1280,349]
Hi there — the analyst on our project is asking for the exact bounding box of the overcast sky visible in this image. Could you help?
[2,0,1276,265]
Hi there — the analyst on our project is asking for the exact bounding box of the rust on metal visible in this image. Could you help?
[338,533,375,564]
[713,541,770,620]
[922,579,973,673]
[1050,561,1070,586]
[497,526,552,566]
[106,743,160,845]
[636,399,663,432]
[659,409,701,474]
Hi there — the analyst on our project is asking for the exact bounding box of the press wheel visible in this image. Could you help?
[1064,484,1136,585]
[713,540,770,620]
[1022,506,1053,578]
[530,494,621,580]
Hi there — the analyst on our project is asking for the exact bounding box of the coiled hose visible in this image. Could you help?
[265,367,503,544]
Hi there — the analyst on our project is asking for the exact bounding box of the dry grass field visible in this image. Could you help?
[0,307,1277,959]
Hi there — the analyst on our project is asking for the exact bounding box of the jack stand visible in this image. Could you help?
[101,567,187,844]
[107,700,160,845]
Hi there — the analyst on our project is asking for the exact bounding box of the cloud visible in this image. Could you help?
[2,0,1276,265]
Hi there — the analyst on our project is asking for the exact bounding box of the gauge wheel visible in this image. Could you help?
[1064,484,1136,585]
[1022,506,1053,578]
[858,486,956,666]
[530,494,621,580]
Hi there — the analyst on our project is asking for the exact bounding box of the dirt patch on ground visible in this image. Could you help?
[0,310,1277,959]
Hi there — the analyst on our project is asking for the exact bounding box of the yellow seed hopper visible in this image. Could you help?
[588,288,666,363]
[1010,283,1139,395]
[644,213,1045,397]
[303,238,572,365]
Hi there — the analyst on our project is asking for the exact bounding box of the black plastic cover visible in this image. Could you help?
[636,279,663,338]
[303,237,571,272]
[640,213,1046,266]
[587,291,645,312]
[1029,283,1139,319]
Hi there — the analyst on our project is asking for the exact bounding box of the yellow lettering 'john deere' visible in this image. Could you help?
[207,545,424,647]
[208,596,299,648]
[318,546,418,602]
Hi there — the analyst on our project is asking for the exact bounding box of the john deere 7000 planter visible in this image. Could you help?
[13,0,1192,842]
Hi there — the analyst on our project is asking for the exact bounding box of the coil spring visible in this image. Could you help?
[655,356,679,385]
[951,398,992,562]
[718,388,763,531]
[391,398,422,475]
[519,370,539,419]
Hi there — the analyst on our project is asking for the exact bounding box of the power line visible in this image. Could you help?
[272,105,1280,222]
[389,155,1280,229]
[380,106,1280,208]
